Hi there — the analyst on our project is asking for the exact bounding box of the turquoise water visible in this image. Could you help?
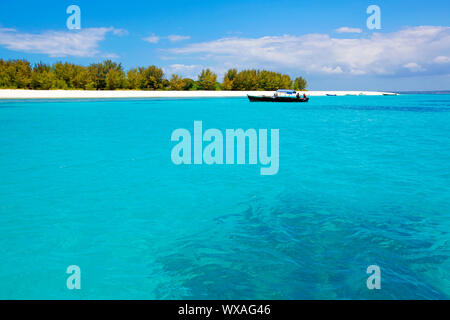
[0,95,449,299]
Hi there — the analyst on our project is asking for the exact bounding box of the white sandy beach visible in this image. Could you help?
[0,89,396,99]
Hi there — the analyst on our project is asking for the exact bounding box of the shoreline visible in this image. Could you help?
[0,89,396,99]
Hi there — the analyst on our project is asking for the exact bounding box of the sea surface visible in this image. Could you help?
[0,94,449,299]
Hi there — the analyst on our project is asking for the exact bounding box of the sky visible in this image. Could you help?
[0,0,449,90]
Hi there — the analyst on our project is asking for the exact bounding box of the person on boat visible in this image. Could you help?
[273,93,278,98]
[296,93,300,99]
[303,93,307,99]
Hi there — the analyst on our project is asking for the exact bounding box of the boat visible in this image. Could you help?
[326,93,337,96]
[247,89,309,102]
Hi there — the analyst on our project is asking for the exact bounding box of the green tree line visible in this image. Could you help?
[0,59,307,91]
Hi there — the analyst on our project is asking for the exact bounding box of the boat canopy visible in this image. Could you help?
[276,89,296,94]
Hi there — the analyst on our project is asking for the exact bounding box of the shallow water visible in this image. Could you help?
[0,95,449,299]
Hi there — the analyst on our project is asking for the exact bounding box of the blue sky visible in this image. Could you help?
[0,0,449,90]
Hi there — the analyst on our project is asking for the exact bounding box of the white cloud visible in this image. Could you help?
[403,62,425,72]
[112,28,128,36]
[0,27,124,57]
[145,34,191,43]
[167,35,191,42]
[335,27,362,34]
[163,64,203,78]
[434,55,450,64]
[0,27,17,32]
[168,26,450,77]
[101,53,120,59]
[143,34,160,43]
[320,66,344,74]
